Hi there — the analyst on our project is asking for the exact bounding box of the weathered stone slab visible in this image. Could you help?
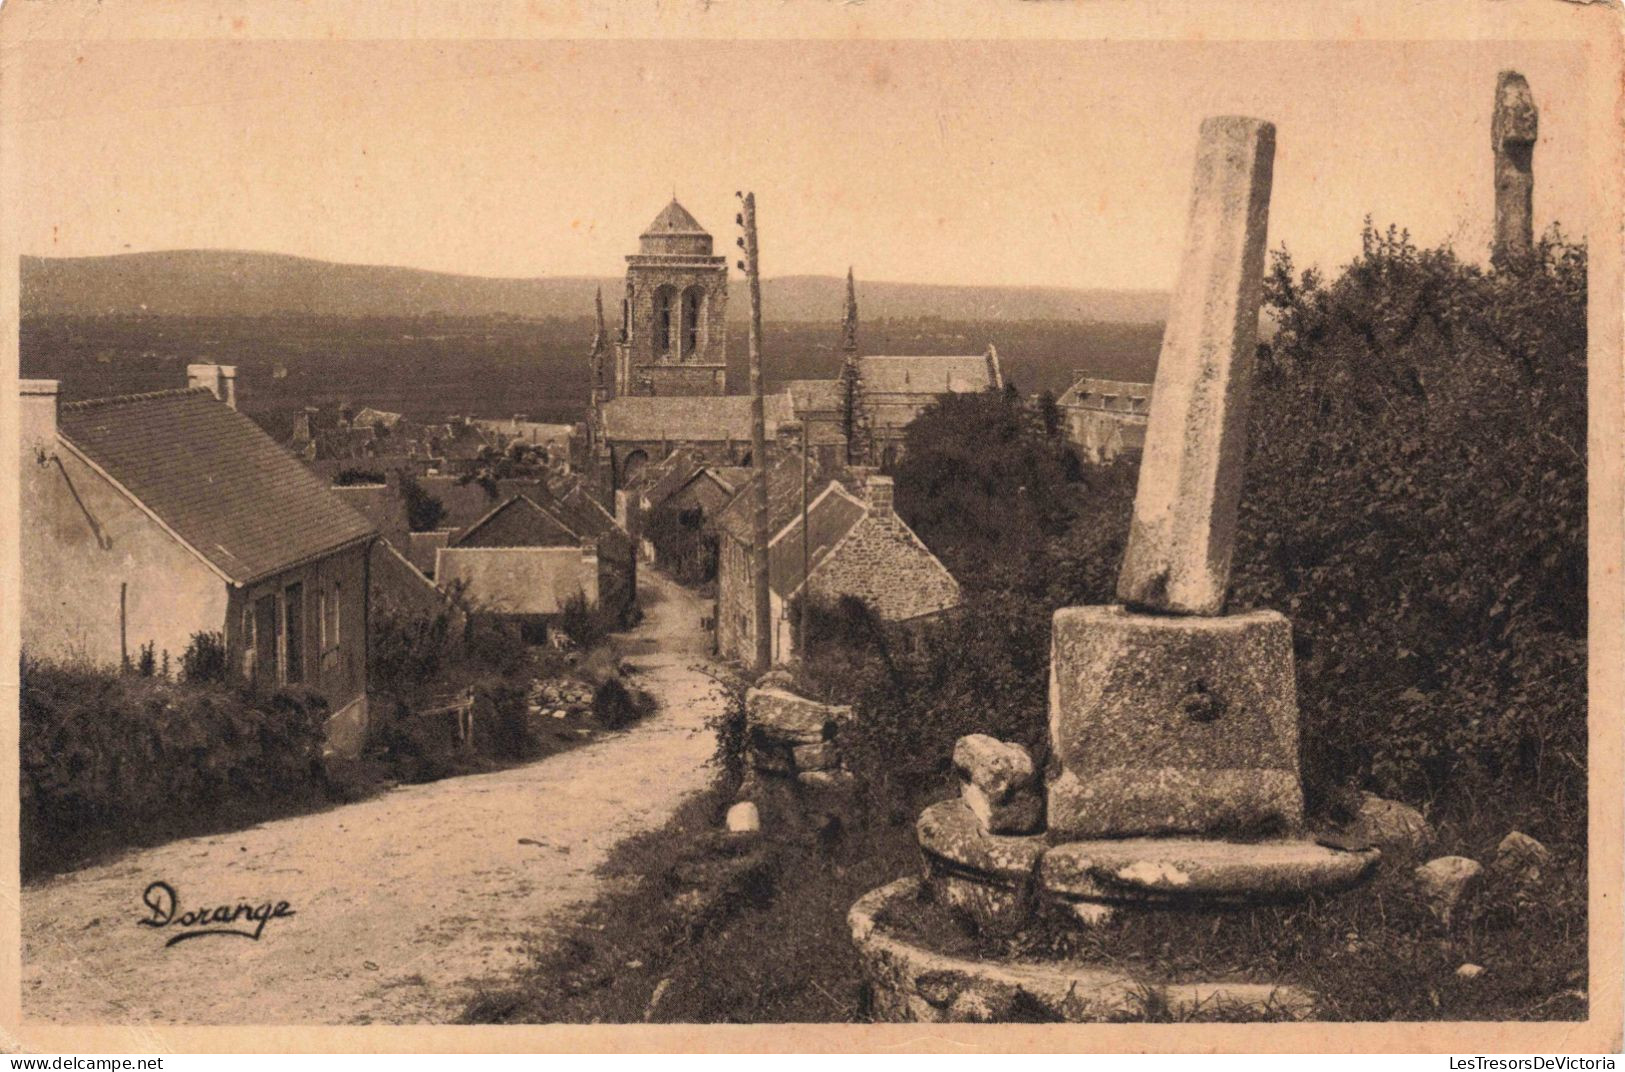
[1047,605,1303,838]
[1041,838,1379,905]
[792,741,841,771]
[1116,116,1276,615]
[745,687,851,743]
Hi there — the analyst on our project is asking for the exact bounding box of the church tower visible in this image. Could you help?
[614,199,729,397]
[839,267,871,464]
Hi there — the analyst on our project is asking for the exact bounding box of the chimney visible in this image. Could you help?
[187,363,237,409]
[20,379,60,456]
[865,474,894,520]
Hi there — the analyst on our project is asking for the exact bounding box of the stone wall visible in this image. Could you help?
[716,533,756,663]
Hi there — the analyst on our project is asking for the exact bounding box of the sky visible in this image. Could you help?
[13,38,1589,291]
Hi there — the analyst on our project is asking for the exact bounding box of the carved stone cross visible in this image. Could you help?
[1116,116,1276,616]
[1492,70,1538,263]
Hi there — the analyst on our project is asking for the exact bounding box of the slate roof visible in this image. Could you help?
[57,388,376,585]
[1056,375,1154,413]
[635,448,708,510]
[454,495,581,549]
[714,450,820,546]
[707,466,756,493]
[768,483,868,598]
[643,199,708,237]
[559,486,621,540]
[600,393,793,443]
[858,354,1000,396]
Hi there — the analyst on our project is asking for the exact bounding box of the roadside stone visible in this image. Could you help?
[1492,831,1551,886]
[746,687,851,743]
[797,770,855,790]
[792,742,841,771]
[1342,793,1434,859]
[725,801,760,834]
[960,782,1043,835]
[952,735,1036,801]
[1414,856,1483,923]
[1456,963,1485,980]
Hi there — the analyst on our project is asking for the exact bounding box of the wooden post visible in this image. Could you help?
[800,421,810,660]
[740,191,773,672]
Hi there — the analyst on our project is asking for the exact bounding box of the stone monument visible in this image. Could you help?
[849,117,1382,1023]
[1491,71,1538,264]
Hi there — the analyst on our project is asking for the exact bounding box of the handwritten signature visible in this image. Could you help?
[137,881,295,947]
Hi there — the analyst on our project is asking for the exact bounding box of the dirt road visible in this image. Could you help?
[20,573,723,1025]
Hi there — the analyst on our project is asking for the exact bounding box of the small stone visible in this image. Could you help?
[1342,793,1435,859]
[551,709,568,719]
[643,978,672,1022]
[960,782,1044,835]
[1456,963,1485,980]
[792,742,841,771]
[1492,831,1551,878]
[797,770,854,790]
[952,734,1036,802]
[746,687,852,742]
[725,801,760,834]
[1414,856,1483,923]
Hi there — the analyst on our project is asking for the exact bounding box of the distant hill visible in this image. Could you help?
[21,251,1167,324]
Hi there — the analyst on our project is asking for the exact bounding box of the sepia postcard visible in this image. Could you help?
[0,0,1621,1055]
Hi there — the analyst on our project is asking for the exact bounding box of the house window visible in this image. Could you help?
[253,594,278,687]
[242,604,256,679]
[318,590,328,652]
[283,583,304,685]
[330,582,341,649]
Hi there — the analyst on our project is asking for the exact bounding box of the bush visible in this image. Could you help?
[181,630,228,685]
[591,676,656,731]
[20,654,329,875]
[333,467,387,486]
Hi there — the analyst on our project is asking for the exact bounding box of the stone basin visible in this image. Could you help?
[1042,837,1381,905]
[850,878,1316,1023]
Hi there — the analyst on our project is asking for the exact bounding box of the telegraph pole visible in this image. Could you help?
[738,191,773,673]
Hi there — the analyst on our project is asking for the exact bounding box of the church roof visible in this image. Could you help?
[642,199,709,238]
[858,354,1001,396]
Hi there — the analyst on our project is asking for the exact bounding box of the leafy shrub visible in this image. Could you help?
[591,676,656,731]
[20,654,329,875]
[181,630,228,685]
[1234,223,1586,827]
[333,467,387,486]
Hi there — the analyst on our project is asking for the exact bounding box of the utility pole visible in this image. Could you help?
[738,191,772,673]
[800,420,809,661]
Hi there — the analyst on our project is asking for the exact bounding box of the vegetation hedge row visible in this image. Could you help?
[803,222,1586,845]
[20,656,330,875]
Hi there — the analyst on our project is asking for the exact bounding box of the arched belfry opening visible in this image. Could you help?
[652,285,678,356]
[681,286,705,360]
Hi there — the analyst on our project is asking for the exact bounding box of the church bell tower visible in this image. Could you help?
[614,199,730,397]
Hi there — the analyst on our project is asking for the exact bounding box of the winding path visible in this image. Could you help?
[20,573,723,1025]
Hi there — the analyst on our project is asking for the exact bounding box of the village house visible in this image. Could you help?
[19,366,378,754]
[1055,374,1154,464]
[766,475,960,663]
[438,488,636,633]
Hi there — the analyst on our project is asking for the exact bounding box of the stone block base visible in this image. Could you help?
[1048,606,1304,838]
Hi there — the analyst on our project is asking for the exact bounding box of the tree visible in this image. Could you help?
[400,475,447,532]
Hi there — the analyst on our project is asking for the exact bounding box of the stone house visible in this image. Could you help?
[765,475,961,663]
[433,546,599,641]
[448,492,636,626]
[1055,374,1153,464]
[19,369,378,754]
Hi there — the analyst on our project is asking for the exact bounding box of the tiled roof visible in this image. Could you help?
[768,483,868,598]
[859,355,998,396]
[707,466,756,493]
[58,388,375,584]
[559,486,620,539]
[601,393,793,443]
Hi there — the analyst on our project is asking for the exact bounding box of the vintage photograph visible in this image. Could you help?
[3,2,1620,1051]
